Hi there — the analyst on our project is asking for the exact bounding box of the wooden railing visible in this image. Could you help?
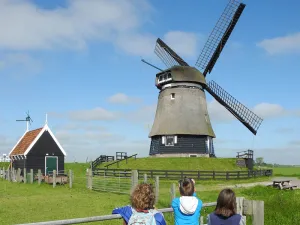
[104,154,138,169]
[94,168,273,180]
[14,197,264,225]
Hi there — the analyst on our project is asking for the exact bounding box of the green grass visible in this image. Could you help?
[0,162,299,225]
[99,157,246,171]
[272,167,300,177]
[0,177,299,225]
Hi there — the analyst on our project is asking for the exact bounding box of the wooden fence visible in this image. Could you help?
[0,167,74,188]
[94,168,273,180]
[14,196,264,225]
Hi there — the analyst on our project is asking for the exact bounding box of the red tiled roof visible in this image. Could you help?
[10,128,43,156]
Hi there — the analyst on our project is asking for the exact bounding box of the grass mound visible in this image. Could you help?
[99,157,246,171]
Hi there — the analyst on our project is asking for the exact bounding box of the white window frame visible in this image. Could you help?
[171,93,175,100]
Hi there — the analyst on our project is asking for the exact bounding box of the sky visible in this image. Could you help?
[0,0,300,164]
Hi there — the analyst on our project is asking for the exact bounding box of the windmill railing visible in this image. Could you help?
[103,154,138,169]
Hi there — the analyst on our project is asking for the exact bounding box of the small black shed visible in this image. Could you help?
[9,124,67,175]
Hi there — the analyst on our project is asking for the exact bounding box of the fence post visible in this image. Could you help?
[236,197,246,223]
[38,169,42,185]
[155,176,159,205]
[143,174,147,183]
[17,168,21,182]
[24,168,27,183]
[88,169,93,190]
[131,170,138,191]
[69,170,73,189]
[243,199,264,225]
[53,170,56,188]
[7,168,10,181]
[170,183,176,205]
[30,169,34,184]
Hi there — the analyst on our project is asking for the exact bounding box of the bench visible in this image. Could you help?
[280,184,299,190]
[272,180,291,187]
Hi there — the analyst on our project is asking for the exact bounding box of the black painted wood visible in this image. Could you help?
[12,131,65,175]
[149,135,208,155]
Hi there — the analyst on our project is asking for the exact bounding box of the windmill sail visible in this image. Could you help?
[154,38,189,68]
[195,0,246,76]
[205,80,263,135]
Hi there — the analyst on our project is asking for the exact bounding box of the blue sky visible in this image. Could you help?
[0,0,299,164]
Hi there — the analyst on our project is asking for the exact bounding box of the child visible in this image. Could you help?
[207,188,246,225]
[172,178,203,225]
[112,183,166,225]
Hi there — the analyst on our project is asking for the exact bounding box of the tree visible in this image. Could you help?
[255,157,264,166]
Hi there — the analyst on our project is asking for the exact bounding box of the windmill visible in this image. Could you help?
[16,111,33,132]
[143,0,263,157]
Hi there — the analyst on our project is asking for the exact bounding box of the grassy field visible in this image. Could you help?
[1,162,299,224]
[0,174,299,225]
[99,157,247,171]
[272,167,300,177]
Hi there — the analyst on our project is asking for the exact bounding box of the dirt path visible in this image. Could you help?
[198,177,300,191]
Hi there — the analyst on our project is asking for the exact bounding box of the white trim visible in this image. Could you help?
[174,136,177,144]
[8,130,28,156]
[162,136,165,144]
[23,124,67,157]
[161,82,203,90]
[45,156,58,175]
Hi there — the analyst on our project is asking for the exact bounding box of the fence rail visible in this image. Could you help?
[14,197,264,225]
[94,168,273,180]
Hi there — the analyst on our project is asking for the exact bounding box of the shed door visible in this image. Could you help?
[45,156,58,175]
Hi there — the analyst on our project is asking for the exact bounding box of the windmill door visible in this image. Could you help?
[45,156,58,175]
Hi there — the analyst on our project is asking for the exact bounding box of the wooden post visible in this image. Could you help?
[155,176,159,205]
[87,169,93,190]
[236,197,246,223]
[131,170,138,191]
[143,174,147,183]
[24,168,27,183]
[53,170,56,188]
[7,168,10,181]
[170,183,176,205]
[243,199,264,225]
[69,170,73,189]
[30,169,34,184]
[200,216,203,225]
[17,168,21,182]
[38,169,42,185]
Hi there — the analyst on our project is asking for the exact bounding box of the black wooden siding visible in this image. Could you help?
[13,131,64,174]
[149,135,208,155]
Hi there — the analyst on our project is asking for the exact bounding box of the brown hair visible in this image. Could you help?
[179,178,194,196]
[130,183,155,210]
[214,188,237,217]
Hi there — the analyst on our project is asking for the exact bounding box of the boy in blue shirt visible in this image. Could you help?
[172,178,203,225]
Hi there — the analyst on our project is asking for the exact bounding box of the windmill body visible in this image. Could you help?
[149,66,216,157]
[146,0,263,157]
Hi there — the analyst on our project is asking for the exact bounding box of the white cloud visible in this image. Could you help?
[0,0,152,52]
[0,53,41,77]
[253,103,286,118]
[68,107,121,121]
[162,31,200,58]
[257,32,300,55]
[107,93,142,105]
[208,100,293,123]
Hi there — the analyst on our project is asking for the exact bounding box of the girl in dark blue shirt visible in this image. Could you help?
[207,188,245,225]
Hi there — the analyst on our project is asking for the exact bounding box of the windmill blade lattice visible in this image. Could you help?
[195,0,245,76]
[154,38,189,68]
[205,80,263,135]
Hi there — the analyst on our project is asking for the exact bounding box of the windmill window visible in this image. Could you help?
[165,135,175,146]
[158,73,172,84]
[171,93,175,99]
